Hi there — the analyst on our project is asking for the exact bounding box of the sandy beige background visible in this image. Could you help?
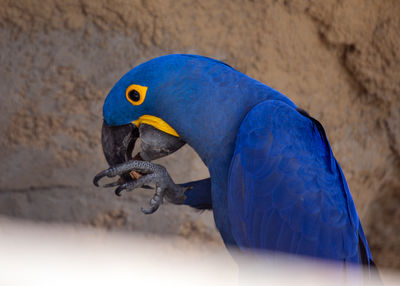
[0,0,399,270]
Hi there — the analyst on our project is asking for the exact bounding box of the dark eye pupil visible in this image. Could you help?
[128,90,140,102]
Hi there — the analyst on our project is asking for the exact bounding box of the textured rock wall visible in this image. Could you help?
[0,0,399,269]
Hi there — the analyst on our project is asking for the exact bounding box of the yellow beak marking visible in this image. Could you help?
[132,115,179,137]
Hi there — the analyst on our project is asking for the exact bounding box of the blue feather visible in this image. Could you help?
[228,100,373,267]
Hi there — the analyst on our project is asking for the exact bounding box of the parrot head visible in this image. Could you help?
[101,55,190,166]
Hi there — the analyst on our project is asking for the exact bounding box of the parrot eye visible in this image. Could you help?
[128,90,140,102]
[125,84,148,106]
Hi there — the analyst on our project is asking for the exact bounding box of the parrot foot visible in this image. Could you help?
[93,160,189,214]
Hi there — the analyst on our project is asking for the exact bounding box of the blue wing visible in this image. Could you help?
[227,100,373,265]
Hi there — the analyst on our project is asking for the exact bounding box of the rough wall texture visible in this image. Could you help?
[0,0,399,269]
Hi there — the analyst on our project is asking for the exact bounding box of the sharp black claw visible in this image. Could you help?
[115,185,124,196]
[93,174,101,187]
[93,169,110,187]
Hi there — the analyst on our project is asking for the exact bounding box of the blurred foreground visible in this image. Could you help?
[0,217,397,286]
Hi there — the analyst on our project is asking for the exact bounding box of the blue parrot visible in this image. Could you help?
[94,54,376,276]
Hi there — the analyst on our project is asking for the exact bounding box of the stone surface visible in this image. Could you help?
[0,0,399,270]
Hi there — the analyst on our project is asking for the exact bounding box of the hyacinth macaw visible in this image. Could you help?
[93,54,376,274]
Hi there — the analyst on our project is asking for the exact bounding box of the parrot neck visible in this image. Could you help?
[180,82,296,169]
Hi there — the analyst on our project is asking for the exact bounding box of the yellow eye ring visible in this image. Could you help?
[126,84,148,106]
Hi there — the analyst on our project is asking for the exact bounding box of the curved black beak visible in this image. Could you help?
[101,120,139,166]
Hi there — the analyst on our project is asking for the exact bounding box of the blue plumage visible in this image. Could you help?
[103,54,375,275]
[228,100,372,265]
